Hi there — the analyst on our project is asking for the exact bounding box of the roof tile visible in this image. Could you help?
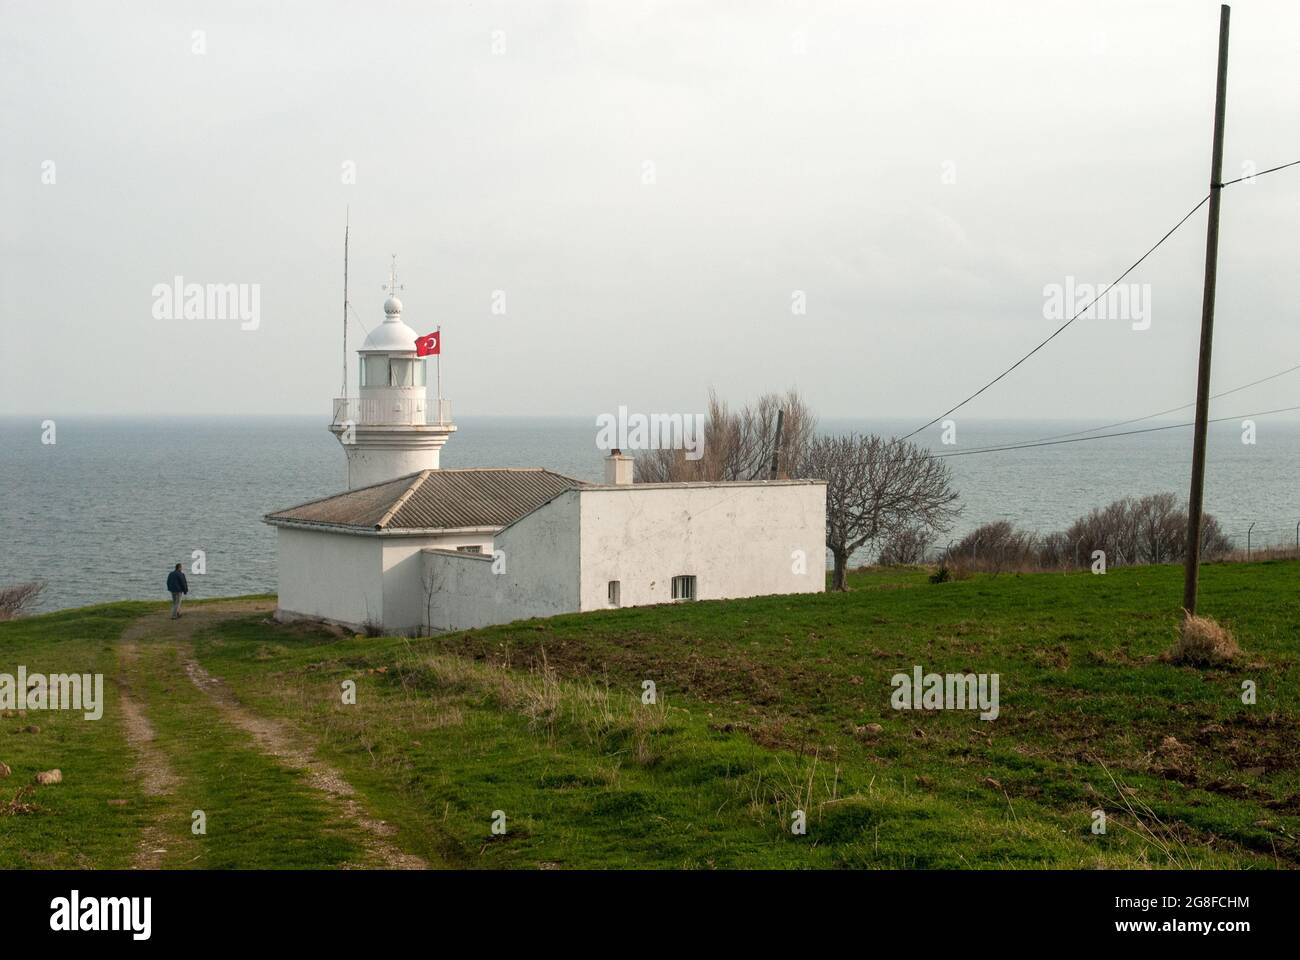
[265,468,583,531]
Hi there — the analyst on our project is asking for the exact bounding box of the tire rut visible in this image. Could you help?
[115,641,184,869]
[179,651,426,869]
[120,601,425,869]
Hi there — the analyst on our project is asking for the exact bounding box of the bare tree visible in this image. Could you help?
[0,581,45,620]
[798,434,960,590]
[634,387,817,482]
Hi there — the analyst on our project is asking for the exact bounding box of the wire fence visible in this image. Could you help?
[907,519,1300,570]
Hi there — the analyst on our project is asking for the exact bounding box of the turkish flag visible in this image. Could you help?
[415,330,440,356]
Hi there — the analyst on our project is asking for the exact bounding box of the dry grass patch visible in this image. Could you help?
[1,785,41,816]
[1167,614,1240,667]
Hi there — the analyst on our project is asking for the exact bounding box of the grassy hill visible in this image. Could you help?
[2,561,1297,869]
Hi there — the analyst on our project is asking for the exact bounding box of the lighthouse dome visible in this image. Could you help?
[361,297,420,353]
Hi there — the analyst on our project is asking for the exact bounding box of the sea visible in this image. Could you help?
[2,415,1297,614]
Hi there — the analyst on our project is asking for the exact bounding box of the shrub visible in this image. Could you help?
[1058,494,1232,568]
[878,526,932,566]
[0,581,45,621]
[950,521,1037,574]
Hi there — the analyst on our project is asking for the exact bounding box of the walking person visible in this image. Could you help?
[166,563,189,619]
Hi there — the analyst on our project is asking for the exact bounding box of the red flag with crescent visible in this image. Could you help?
[415,330,440,356]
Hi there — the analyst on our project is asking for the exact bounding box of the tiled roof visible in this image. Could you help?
[264,468,583,532]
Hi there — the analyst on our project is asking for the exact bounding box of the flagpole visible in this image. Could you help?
[436,325,442,422]
[342,209,349,399]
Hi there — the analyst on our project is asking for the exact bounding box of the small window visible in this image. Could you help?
[360,355,388,387]
[388,358,416,387]
[456,545,483,554]
[671,575,696,602]
[607,580,621,607]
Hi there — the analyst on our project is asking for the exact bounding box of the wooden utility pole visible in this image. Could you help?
[769,409,785,479]
[1182,4,1231,616]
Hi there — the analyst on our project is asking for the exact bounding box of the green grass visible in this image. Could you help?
[0,603,151,868]
[1,599,363,869]
[188,560,1300,868]
[123,642,363,869]
[4,562,1297,869]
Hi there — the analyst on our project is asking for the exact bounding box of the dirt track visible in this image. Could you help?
[116,601,426,870]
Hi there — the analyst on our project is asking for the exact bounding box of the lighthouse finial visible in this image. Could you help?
[384,255,404,297]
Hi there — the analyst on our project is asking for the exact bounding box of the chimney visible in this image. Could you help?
[604,448,633,485]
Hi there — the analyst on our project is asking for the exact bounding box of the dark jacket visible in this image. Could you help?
[166,570,189,594]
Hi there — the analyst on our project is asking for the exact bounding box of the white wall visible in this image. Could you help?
[275,526,491,633]
[577,481,825,610]
[276,527,384,628]
[422,491,581,632]
[343,440,441,490]
[381,532,493,634]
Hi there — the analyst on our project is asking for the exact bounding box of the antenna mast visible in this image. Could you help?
[342,209,350,398]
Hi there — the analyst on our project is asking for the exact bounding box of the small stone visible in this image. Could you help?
[107,798,129,807]
[34,769,62,785]
[21,725,40,734]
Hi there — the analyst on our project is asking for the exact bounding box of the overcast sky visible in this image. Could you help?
[2,0,1297,424]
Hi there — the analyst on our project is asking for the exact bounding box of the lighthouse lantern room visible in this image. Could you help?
[329,264,454,490]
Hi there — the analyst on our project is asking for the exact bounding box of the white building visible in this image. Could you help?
[424,470,826,633]
[265,287,826,635]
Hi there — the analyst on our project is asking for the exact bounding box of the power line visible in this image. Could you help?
[1218,158,1300,188]
[900,193,1211,439]
[815,398,1299,469]
[947,360,1300,452]
[929,403,1300,459]
[900,157,1299,442]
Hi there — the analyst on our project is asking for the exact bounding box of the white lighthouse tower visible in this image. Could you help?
[329,261,455,489]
